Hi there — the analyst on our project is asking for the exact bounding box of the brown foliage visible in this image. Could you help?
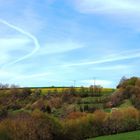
[0,112,52,140]
[66,112,87,120]
[48,97,62,109]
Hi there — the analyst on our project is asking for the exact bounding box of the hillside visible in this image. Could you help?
[0,77,139,140]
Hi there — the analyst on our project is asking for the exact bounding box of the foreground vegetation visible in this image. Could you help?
[88,130,140,140]
[0,76,140,139]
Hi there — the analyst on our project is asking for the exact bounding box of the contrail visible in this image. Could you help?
[63,49,140,67]
[0,19,40,68]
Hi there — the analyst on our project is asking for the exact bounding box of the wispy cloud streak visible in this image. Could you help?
[0,19,40,68]
[9,72,51,81]
[74,0,140,14]
[63,49,140,67]
[80,79,112,87]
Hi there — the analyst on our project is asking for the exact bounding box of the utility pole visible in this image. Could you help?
[73,80,76,87]
[93,77,96,94]
[93,77,96,86]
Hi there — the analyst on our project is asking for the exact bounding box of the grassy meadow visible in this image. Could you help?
[88,130,140,140]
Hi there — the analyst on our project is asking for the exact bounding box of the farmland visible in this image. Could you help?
[30,87,114,95]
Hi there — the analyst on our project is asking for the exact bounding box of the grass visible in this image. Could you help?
[80,97,101,104]
[119,99,132,108]
[87,130,140,140]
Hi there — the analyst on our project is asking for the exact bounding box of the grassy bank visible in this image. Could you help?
[88,130,140,140]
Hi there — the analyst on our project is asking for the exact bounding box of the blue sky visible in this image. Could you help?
[0,0,140,87]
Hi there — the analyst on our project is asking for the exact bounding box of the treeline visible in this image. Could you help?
[0,84,108,98]
[0,83,19,90]
[46,85,104,97]
[106,77,140,109]
[0,107,139,140]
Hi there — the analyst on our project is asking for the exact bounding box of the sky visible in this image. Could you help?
[0,0,140,88]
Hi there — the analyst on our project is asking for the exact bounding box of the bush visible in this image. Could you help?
[0,111,62,140]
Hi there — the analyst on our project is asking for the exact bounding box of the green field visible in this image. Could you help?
[1,87,114,95]
[88,131,140,140]
[32,87,114,95]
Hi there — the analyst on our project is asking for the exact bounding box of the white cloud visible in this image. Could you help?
[0,70,16,79]
[0,38,30,51]
[38,41,85,55]
[63,49,140,67]
[0,19,41,68]
[73,0,140,31]
[92,65,130,71]
[0,37,31,65]
[80,79,112,87]
[10,72,52,81]
[74,0,140,15]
